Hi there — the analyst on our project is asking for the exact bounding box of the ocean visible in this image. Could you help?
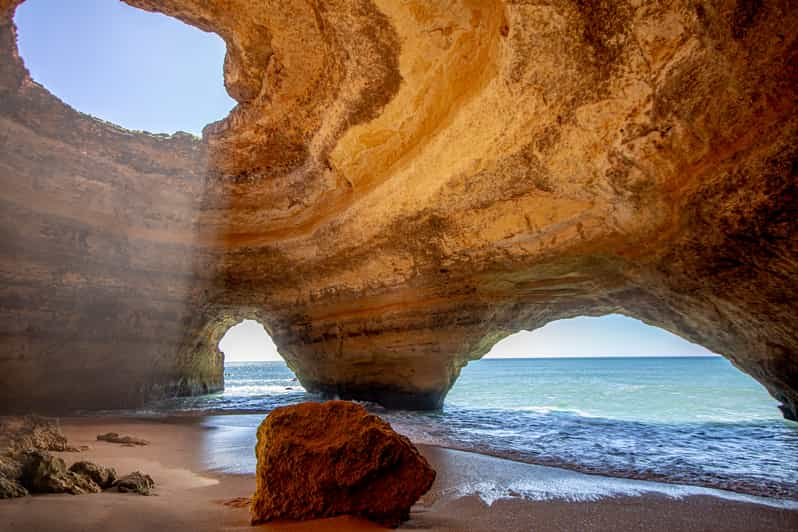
[146,356,798,500]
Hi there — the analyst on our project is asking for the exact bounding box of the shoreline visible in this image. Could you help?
[67,408,798,503]
[417,441,798,503]
[1,415,796,531]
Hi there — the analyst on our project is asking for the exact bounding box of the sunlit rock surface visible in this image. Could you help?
[251,401,435,526]
[0,1,796,418]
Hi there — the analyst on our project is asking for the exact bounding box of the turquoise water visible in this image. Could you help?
[448,357,781,423]
[147,357,798,499]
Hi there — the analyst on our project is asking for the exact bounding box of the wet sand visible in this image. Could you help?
[1,416,796,532]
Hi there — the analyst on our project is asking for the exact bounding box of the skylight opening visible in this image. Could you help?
[14,0,235,135]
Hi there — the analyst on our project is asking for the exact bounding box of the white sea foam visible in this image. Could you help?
[506,405,597,417]
[451,477,798,509]
[439,450,798,510]
[223,384,304,395]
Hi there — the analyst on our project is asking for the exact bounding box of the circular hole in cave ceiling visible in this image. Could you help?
[14,0,236,136]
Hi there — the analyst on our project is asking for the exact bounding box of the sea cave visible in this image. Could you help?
[1,0,797,530]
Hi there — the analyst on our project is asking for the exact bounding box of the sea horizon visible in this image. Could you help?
[226,354,723,364]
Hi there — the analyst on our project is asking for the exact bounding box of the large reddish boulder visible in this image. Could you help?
[250,401,435,527]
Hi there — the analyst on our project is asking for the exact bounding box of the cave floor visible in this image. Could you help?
[0,416,796,532]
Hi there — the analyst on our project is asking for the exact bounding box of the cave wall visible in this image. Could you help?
[0,0,222,411]
[0,0,797,418]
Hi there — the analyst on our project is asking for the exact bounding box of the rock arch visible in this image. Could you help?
[0,0,796,420]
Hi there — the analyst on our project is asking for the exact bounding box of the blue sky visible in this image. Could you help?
[484,315,713,358]
[15,0,235,135]
[220,316,715,362]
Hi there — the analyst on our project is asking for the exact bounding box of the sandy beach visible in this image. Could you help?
[1,415,796,532]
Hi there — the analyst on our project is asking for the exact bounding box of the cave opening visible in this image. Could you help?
[216,320,305,406]
[387,314,798,498]
[219,319,284,364]
[447,314,780,423]
[13,0,235,135]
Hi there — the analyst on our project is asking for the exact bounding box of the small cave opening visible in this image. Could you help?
[14,0,235,135]
[219,319,283,364]
[215,320,305,408]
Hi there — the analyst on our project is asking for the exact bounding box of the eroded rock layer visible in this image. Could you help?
[0,0,796,418]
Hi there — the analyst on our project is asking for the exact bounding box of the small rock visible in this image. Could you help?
[69,461,118,489]
[0,474,28,498]
[96,432,149,446]
[223,496,251,508]
[20,451,100,495]
[116,471,155,495]
[0,454,22,481]
[0,416,71,453]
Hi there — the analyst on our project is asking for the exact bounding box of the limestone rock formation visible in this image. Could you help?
[0,454,22,483]
[116,471,155,495]
[250,401,435,526]
[0,417,147,498]
[20,451,101,495]
[0,1,796,418]
[0,417,71,492]
[0,416,77,498]
[97,432,149,446]
[69,461,118,490]
[0,474,27,498]
[0,416,75,453]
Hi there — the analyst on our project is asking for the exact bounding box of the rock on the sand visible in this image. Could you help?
[0,416,76,452]
[69,461,118,489]
[116,471,155,495]
[0,418,127,499]
[0,454,22,481]
[20,451,100,495]
[96,432,149,446]
[250,400,435,527]
[0,474,28,498]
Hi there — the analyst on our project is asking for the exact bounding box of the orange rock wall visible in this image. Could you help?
[0,0,796,418]
[0,0,221,410]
